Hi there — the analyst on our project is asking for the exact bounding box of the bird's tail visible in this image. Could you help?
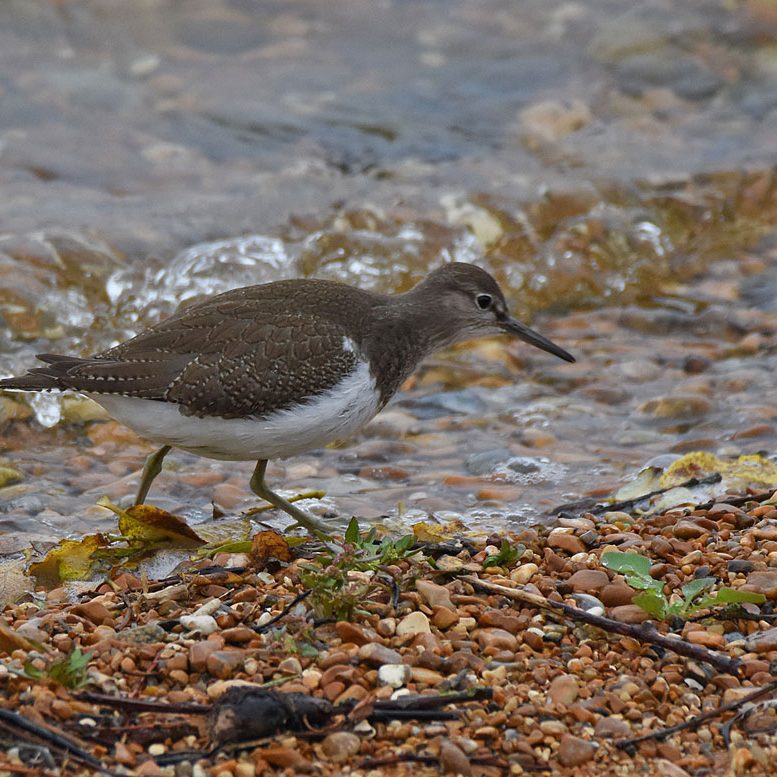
[0,354,85,392]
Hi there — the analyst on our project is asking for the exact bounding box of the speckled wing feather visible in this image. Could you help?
[8,286,361,420]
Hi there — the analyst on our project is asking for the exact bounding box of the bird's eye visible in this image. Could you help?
[475,294,493,310]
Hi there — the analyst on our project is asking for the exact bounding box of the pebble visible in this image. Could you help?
[557,734,596,766]
[672,521,708,539]
[567,569,609,592]
[728,559,754,574]
[511,562,539,584]
[744,570,777,598]
[686,629,726,649]
[609,605,650,623]
[431,606,459,629]
[321,731,360,762]
[396,611,431,636]
[599,583,636,607]
[548,674,580,706]
[410,666,445,685]
[439,738,472,776]
[416,579,454,609]
[378,664,411,688]
[180,615,219,635]
[476,627,517,651]
[744,626,777,653]
[206,650,245,679]
[594,717,631,738]
[261,747,313,771]
[358,643,403,667]
[548,529,586,555]
[652,759,690,777]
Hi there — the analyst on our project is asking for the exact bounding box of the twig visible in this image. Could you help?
[0,708,117,776]
[461,576,741,674]
[77,692,209,715]
[254,589,311,634]
[615,679,777,750]
[552,474,723,517]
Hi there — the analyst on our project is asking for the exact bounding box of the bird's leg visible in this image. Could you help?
[134,445,172,505]
[250,459,330,535]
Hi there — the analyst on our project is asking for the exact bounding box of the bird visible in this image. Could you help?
[0,262,574,534]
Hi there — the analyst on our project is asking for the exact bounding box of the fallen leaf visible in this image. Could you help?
[98,497,205,545]
[251,531,292,564]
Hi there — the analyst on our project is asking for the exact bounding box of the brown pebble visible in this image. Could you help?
[548,530,586,555]
[558,734,596,766]
[357,642,403,667]
[744,570,777,598]
[205,649,245,679]
[594,717,631,738]
[416,579,454,609]
[439,738,472,776]
[548,674,579,706]
[609,605,650,624]
[189,640,223,672]
[321,731,361,762]
[221,626,256,644]
[431,605,460,629]
[567,569,609,592]
[599,583,636,607]
[476,627,518,651]
[71,601,114,627]
[478,608,521,633]
[672,521,707,539]
[261,747,312,771]
[685,629,725,649]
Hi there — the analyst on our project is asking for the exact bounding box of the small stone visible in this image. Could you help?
[396,611,431,637]
[686,629,726,649]
[599,583,636,607]
[410,666,445,685]
[0,467,22,488]
[358,643,403,667]
[744,626,777,653]
[277,657,302,675]
[71,601,114,627]
[672,521,707,539]
[431,606,459,629]
[335,621,372,645]
[594,717,631,738]
[261,747,312,771]
[652,759,690,777]
[189,640,222,672]
[567,569,609,592]
[321,731,360,762]
[439,738,472,776]
[478,609,521,633]
[548,529,586,555]
[727,559,754,574]
[378,664,411,688]
[221,626,255,643]
[511,562,539,584]
[180,615,219,635]
[548,674,579,706]
[540,719,568,736]
[744,570,777,598]
[639,395,712,419]
[476,627,517,651]
[558,734,596,766]
[206,650,244,679]
[416,579,454,609]
[609,605,650,623]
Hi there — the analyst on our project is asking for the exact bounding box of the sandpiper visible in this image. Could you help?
[0,262,574,533]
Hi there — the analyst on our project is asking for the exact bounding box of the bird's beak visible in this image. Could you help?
[499,317,575,363]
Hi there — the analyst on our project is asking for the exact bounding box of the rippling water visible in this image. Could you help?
[2,0,777,539]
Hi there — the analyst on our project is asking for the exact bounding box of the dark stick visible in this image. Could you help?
[615,679,777,749]
[462,576,741,674]
[254,589,312,634]
[77,692,209,715]
[0,708,118,776]
[552,474,723,517]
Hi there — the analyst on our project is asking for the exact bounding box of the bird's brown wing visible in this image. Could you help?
[6,294,360,419]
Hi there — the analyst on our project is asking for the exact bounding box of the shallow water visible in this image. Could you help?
[2,0,777,540]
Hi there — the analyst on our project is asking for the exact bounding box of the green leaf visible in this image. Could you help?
[633,589,668,619]
[714,588,766,604]
[601,551,651,577]
[680,577,716,602]
[344,517,360,544]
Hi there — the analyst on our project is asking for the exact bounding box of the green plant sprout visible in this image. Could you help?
[601,551,765,620]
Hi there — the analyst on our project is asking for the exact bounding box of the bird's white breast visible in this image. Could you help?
[89,360,381,461]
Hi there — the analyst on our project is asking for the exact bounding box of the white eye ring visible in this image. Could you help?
[476,294,493,310]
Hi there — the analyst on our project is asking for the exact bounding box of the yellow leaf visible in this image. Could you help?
[97,497,205,545]
[29,534,106,588]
